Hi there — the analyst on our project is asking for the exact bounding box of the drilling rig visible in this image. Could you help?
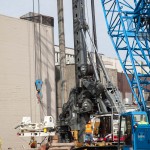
[57,0,125,146]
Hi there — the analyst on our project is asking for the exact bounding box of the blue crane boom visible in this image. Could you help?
[101,0,150,149]
[101,0,150,112]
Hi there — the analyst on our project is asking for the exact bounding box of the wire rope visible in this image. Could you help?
[38,0,42,79]
[85,0,93,53]
[32,0,37,122]
[37,0,46,121]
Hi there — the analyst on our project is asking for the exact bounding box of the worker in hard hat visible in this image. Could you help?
[84,121,93,145]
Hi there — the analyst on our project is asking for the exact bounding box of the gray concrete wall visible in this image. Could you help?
[104,68,118,87]
[0,14,55,149]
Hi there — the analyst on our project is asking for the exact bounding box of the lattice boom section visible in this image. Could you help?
[101,0,150,110]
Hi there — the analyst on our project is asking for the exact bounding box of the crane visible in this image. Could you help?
[101,0,150,149]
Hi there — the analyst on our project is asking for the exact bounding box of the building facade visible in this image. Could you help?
[0,14,55,149]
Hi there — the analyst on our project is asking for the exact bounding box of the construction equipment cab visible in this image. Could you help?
[118,111,150,150]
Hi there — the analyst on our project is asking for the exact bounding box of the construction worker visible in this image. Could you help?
[29,137,37,148]
[84,121,93,145]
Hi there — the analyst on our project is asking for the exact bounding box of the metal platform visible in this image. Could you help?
[15,116,55,137]
[18,131,55,137]
[73,145,118,150]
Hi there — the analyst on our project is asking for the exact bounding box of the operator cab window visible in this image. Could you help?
[134,114,148,124]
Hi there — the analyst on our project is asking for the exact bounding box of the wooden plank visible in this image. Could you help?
[38,143,74,150]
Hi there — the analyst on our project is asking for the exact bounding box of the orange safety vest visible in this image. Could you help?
[85,123,92,134]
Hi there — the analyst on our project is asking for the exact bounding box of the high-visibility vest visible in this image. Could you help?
[85,123,92,134]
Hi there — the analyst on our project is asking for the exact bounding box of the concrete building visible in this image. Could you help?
[55,46,75,65]
[0,14,55,149]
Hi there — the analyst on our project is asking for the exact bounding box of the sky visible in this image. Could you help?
[0,0,116,58]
